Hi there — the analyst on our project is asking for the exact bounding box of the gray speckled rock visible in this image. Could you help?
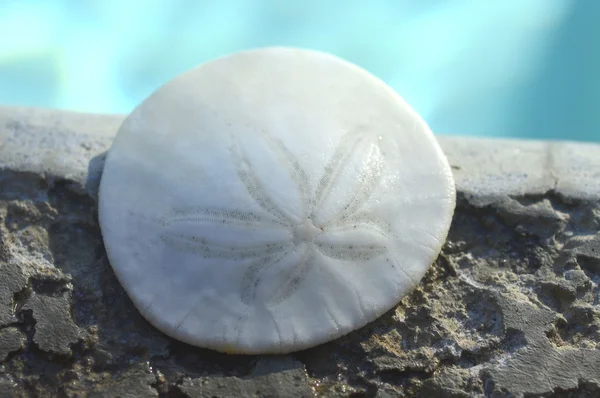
[175,357,313,398]
[0,327,24,361]
[22,293,80,356]
[88,364,159,398]
[0,105,599,397]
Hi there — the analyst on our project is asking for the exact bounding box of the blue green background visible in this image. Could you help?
[0,0,598,142]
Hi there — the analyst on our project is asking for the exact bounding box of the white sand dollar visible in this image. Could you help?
[98,47,456,354]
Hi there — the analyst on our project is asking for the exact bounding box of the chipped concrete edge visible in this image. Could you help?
[1,105,599,203]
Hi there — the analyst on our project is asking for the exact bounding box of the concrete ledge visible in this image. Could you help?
[0,106,599,397]
[2,106,599,202]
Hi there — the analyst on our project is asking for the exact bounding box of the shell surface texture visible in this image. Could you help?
[98,47,456,354]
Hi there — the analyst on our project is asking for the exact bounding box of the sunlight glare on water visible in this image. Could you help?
[0,0,598,142]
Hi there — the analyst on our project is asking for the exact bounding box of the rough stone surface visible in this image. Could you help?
[0,327,25,361]
[0,106,599,397]
[175,357,313,398]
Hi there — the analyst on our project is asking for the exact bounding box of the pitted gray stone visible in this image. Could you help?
[0,327,24,361]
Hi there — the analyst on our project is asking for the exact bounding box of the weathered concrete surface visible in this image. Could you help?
[0,105,599,397]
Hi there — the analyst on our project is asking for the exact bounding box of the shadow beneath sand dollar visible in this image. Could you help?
[46,176,167,354]
[85,150,108,200]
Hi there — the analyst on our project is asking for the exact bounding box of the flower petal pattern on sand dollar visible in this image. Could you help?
[160,129,393,308]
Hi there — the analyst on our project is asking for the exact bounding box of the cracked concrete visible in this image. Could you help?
[0,106,599,397]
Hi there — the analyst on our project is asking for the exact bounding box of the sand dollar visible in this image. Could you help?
[98,47,456,354]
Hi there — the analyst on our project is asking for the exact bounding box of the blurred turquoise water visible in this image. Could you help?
[0,0,598,142]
